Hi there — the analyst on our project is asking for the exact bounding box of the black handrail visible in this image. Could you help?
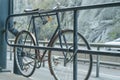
[6,1,120,17]
[5,2,120,80]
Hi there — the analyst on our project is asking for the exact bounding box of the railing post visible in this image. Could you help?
[73,10,78,80]
[10,41,12,60]
[96,46,100,77]
[0,0,10,70]
[43,41,46,67]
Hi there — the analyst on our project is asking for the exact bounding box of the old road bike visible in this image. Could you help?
[5,8,92,80]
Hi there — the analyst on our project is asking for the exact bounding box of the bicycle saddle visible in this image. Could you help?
[24,8,39,12]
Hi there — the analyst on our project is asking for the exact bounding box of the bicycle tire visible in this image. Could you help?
[48,29,92,80]
[14,30,37,77]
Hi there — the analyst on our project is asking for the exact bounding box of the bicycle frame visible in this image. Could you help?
[6,11,66,64]
[30,12,64,62]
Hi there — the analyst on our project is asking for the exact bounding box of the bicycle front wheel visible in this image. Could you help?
[48,29,92,80]
[14,30,37,77]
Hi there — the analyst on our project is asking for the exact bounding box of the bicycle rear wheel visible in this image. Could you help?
[48,29,92,80]
[14,30,37,77]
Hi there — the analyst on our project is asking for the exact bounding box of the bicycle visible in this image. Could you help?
[8,8,92,80]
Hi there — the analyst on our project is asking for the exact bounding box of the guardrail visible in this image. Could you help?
[8,39,120,77]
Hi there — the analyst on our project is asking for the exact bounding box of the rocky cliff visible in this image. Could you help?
[77,0,120,42]
[14,0,120,42]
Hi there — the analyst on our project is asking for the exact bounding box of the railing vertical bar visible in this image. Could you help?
[73,10,78,80]
[10,41,12,60]
[96,47,100,77]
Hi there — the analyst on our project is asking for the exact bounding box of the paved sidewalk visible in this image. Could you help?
[0,66,120,80]
[0,73,31,80]
[0,69,120,80]
[2,52,119,80]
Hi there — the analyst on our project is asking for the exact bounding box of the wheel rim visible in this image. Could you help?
[14,31,36,77]
[48,30,92,80]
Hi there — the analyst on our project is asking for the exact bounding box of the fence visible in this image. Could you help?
[5,2,120,80]
[8,39,120,77]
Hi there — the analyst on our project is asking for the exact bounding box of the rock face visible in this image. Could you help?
[59,0,120,42]
[14,0,120,42]
[77,0,120,42]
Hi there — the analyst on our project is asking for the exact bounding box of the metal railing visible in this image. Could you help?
[8,39,120,77]
[5,2,120,80]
